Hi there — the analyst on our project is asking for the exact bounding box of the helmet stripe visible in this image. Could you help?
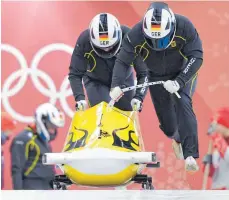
[99,14,109,41]
[99,13,108,32]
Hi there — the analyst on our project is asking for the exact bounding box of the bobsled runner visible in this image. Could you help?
[42,101,160,190]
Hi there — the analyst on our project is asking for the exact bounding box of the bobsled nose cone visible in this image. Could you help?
[42,153,72,165]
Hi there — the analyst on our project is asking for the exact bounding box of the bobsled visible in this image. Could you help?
[43,102,160,190]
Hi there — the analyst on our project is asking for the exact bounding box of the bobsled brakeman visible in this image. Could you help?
[42,81,168,190]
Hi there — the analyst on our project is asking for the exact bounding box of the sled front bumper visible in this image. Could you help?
[42,148,157,165]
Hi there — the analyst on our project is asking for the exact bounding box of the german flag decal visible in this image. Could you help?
[99,33,109,41]
[151,23,161,31]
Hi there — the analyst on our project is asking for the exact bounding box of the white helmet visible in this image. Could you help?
[142,2,176,51]
[35,103,65,141]
[89,13,122,58]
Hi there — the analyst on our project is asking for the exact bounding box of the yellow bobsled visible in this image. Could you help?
[43,102,159,190]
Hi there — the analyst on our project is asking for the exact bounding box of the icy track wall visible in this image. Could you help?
[1,1,229,190]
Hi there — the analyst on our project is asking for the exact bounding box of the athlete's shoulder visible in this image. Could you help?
[74,29,92,51]
[126,21,145,45]
[131,21,143,33]
[175,14,197,37]
[76,29,91,44]
[11,130,35,146]
[121,25,131,35]
[77,29,90,43]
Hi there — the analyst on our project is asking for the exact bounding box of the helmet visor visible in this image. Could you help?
[145,25,175,51]
[91,30,122,58]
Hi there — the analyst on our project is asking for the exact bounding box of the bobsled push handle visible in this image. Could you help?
[108,99,116,108]
[175,92,181,98]
[122,80,180,99]
[108,81,180,108]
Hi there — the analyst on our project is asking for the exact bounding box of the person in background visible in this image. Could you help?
[202,107,229,189]
[10,103,65,190]
[1,112,17,189]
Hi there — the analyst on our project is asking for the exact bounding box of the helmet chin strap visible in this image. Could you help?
[103,46,113,52]
[49,129,57,141]
[36,121,57,142]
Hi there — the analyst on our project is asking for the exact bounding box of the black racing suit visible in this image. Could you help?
[10,126,55,190]
[111,15,203,159]
[68,25,148,111]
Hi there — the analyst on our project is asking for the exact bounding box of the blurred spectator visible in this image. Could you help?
[1,112,17,189]
[202,107,229,189]
[10,103,65,190]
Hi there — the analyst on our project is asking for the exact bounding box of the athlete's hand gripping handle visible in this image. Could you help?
[108,81,180,108]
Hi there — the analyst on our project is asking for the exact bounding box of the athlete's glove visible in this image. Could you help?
[109,86,124,102]
[163,80,180,94]
[76,100,87,111]
[131,98,142,111]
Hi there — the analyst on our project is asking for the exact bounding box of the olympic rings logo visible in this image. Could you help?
[1,43,75,123]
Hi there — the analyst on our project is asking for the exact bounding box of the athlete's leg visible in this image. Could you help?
[174,75,199,171]
[148,84,183,159]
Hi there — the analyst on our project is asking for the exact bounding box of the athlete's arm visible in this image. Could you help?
[202,154,215,177]
[68,32,88,101]
[175,18,203,88]
[10,137,27,190]
[133,56,148,102]
[111,33,137,88]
